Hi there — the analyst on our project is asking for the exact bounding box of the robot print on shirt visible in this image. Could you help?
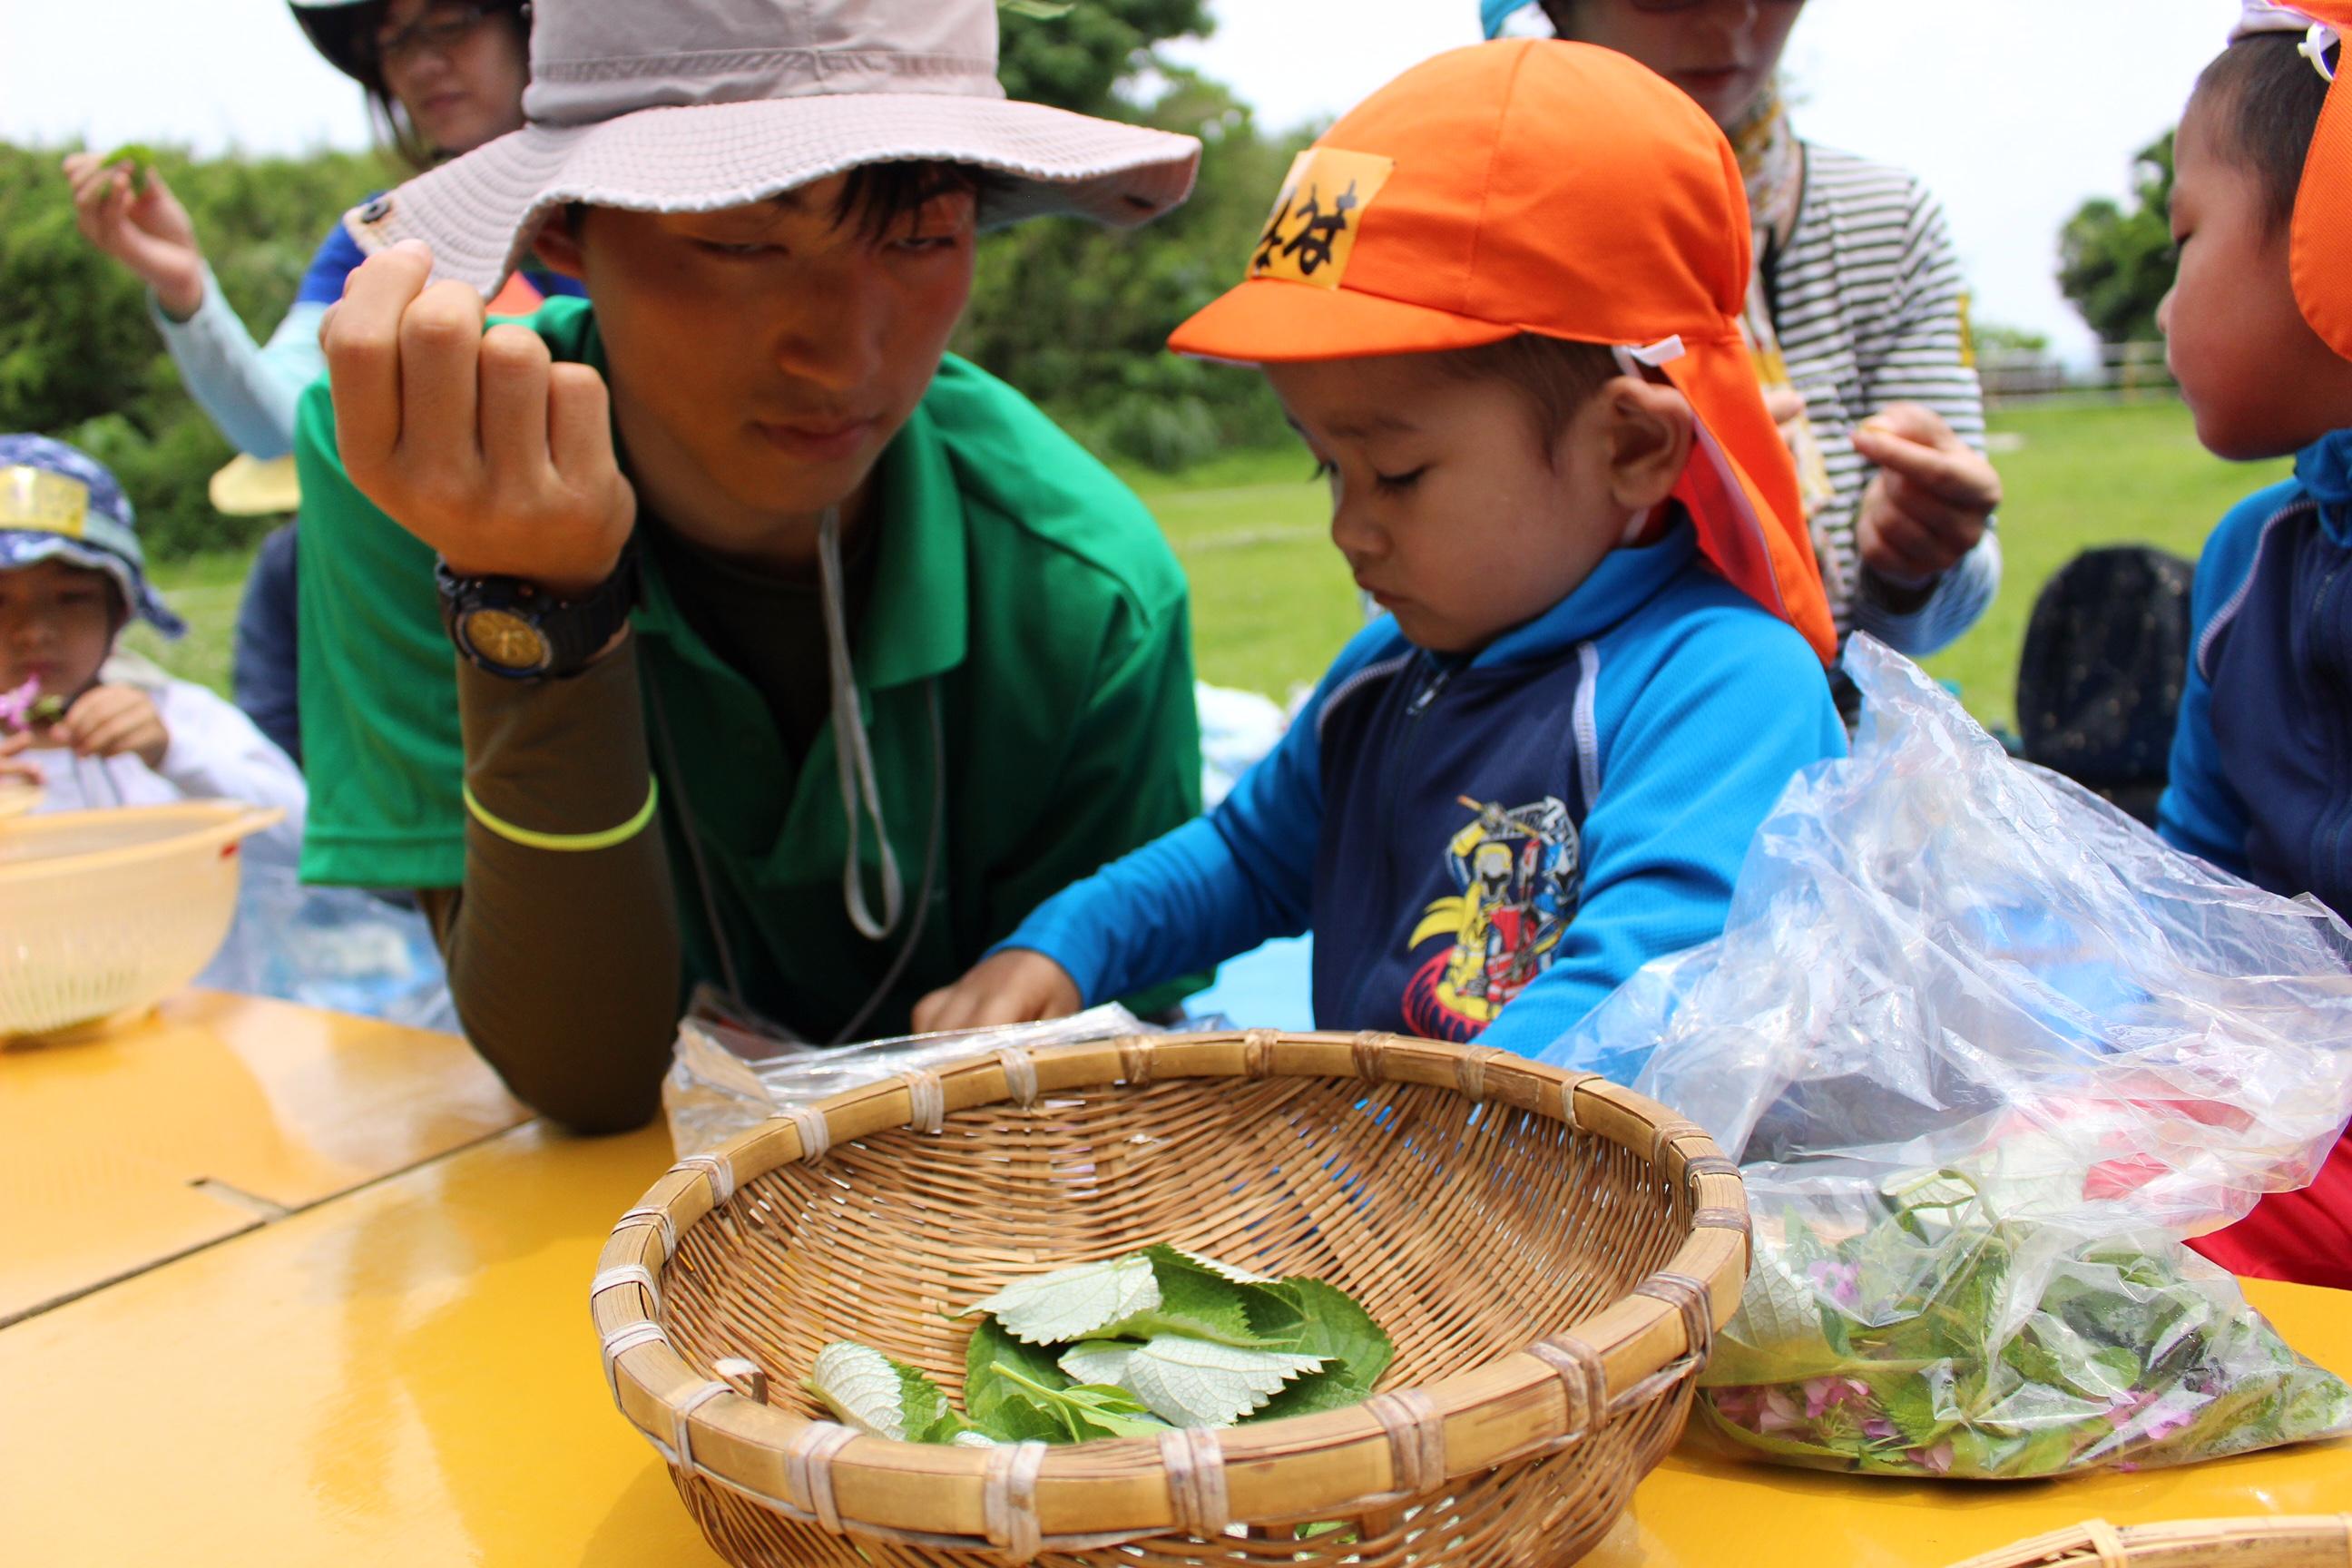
[1402,795,1583,1040]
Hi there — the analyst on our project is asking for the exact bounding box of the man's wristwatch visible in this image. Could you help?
[435,549,640,680]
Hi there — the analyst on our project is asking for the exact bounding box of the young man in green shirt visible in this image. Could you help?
[295,0,1206,1132]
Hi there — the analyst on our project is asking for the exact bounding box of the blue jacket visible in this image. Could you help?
[2159,429,2352,917]
[1005,525,1847,1059]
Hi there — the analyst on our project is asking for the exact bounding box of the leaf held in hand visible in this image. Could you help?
[99,142,161,193]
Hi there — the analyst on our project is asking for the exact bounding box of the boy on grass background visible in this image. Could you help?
[918,41,1847,1056]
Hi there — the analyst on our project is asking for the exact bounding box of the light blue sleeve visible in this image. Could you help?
[149,268,328,460]
[1852,529,2002,658]
[1507,614,1847,1066]
[997,622,1406,1004]
[2156,486,2285,877]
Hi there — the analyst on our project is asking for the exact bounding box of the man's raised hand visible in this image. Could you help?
[323,240,634,599]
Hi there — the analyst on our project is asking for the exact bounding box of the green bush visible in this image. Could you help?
[0,139,399,559]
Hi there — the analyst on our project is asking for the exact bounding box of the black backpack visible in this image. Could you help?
[2014,545,2196,825]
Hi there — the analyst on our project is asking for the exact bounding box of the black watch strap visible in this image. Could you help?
[436,547,640,681]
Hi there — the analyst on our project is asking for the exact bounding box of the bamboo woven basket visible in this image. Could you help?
[1950,1516,2352,1568]
[592,1029,1749,1567]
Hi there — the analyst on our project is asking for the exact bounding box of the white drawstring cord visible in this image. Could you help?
[818,507,903,941]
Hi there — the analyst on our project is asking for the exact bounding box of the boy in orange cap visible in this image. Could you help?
[2158,3,2352,1289]
[916,39,1846,1062]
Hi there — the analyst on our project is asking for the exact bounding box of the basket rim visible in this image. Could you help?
[0,800,283,883]
[1945,1514,2352,1568]
[591,1028,1749,1554]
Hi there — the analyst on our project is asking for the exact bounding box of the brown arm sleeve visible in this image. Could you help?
[419,641,682,1133]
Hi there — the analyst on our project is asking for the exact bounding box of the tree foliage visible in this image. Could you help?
[956,67,1307,471]
[2056,130,2176,347]
[0,139,400,558]
[997,0,1214,121]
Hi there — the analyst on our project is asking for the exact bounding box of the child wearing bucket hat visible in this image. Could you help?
[2157,2,2352,1291]
[293,0,1209,1132]
[916,41,1846,1059]
[0,436,305,853]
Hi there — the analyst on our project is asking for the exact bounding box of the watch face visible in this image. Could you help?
[462,607,551,673]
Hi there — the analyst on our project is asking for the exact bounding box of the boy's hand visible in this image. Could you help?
[912,950,1083,1035]
[323,240,636,601]
[52,685,170,769]
[1852,403,2002,587]
[62,152,205,320]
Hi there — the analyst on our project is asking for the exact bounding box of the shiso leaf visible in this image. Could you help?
[807,1341,956,1443]
[1058,1340,1143,1387]
[963,1254,1161,1346]
[1118,1336,1326,1426]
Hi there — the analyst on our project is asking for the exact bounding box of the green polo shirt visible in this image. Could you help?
[293,296,1202,1034]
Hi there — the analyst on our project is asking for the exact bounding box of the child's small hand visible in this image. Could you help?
[911,949,1082,1035]
[52,684,169,769]
[0,730,44,789]
[1852,402,2003,587]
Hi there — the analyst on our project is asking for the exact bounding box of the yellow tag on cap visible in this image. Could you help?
[1247,147,1396,290]
[0,466,89,537]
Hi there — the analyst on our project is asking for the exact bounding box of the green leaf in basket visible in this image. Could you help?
[967,1321,1167,1442]
[1117,1336,1326,1427]
[1057,1340,1143,1387]
[806,1341,976,1444]
[995,1368,1170,1443]
[1241,1281,1393,1426]
[1249,1357,1377,1422]
[1169,1247,1279,1284]
[1083,1248,1285,1348]
[1261,1278,1395,1393]
[966,1318,1074,1441]
[962,1254,1161,1345]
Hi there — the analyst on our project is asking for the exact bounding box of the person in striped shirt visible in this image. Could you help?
[1482,0,2004,655]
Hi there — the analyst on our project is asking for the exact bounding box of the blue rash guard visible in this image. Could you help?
[2159,427,2352,917]
[1003,524,1847,1062]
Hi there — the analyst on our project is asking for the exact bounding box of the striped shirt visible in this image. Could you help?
[1769,143,2000,656]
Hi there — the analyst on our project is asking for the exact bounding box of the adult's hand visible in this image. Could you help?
[323,240,636,600]
[1851,402,2002,587]
[911,949,1082,1034]
[61,153,206,320]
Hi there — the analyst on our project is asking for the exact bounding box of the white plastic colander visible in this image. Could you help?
[0,802,282,1041]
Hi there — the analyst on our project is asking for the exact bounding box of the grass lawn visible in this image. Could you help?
[142,398,2290,736]
[1119,397,2292,731]
[122,544,256,701]
[1919,399,2290,731]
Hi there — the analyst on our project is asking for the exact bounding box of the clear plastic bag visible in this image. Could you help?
[195,857,457,1033]
[1546,636,2352,1479]
[662,985,1172,1156]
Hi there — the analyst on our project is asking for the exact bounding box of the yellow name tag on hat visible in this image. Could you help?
[1249,147,1396,290]
[0,466,89,537]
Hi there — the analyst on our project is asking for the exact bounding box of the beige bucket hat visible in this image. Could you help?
[343,0,1204,295]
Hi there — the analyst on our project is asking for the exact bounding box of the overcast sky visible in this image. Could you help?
[3,1,2235,364]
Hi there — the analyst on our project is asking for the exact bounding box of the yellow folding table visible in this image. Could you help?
[2,994,2345,1565]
